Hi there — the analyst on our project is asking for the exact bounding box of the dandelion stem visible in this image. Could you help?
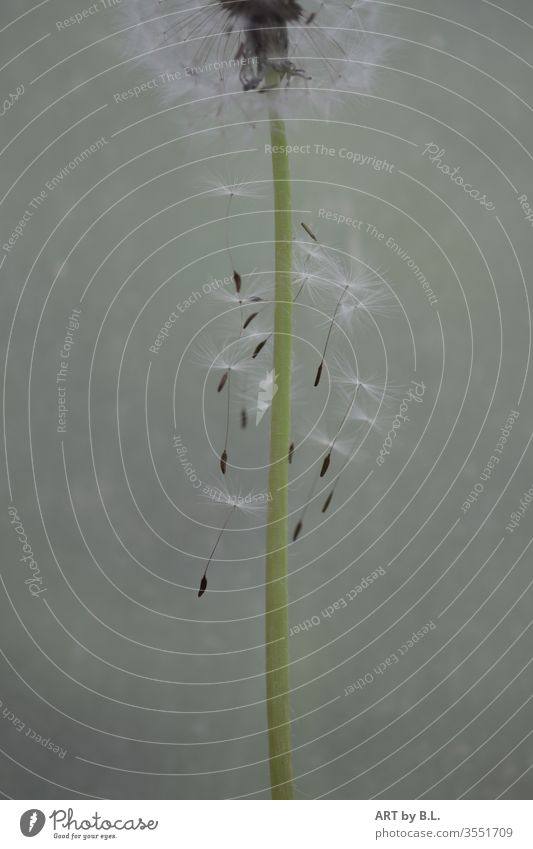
[264,96,294,800]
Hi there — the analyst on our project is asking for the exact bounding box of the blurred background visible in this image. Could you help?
[1,0,532,799]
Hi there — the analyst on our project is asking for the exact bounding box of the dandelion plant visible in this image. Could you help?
[126,0,387,800]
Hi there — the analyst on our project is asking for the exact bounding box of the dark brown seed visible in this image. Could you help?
[233,270,241,293]
[217,369,229,392]
[243,311,258,329]
[320,452,331,477]
[314,361,323,387]
[198,575,207,597]
[322,491,334,513]
[292,519,303,541]
[220,449,228,474]
[252,338,268,358]
[248,296,263,303]
[288,442,295,463]
[241,408,247,429]
[305,11,317,24]
[301,221,318,242]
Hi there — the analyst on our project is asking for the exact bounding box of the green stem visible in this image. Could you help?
[265,107,294,800]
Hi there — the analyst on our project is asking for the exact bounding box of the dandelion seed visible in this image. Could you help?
[220,448,228,474]
[292,242,339,306]
[197,478,269,591]
[319,452,331,477]
[252,337,269,359]
[301,221,318,242]
[193,336,251,478]
[243,311,259,329]
[321,489,334,513]
[202,181,265,331]
[313,263,382,384]
[198,501,236,598]
[241,407,248,429]
[309,368,393,513]
[314,286,349,386]
[220,365,232,473]
[288,442,295,463]
[318,381,360,476]
[210,361,234,467]
[315,354,392,482]
[217,369,229,393]
[207,175,257,300]
[206,176,258,313]
[291,423,355,535]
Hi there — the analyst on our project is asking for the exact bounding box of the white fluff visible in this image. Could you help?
[121,0,389,119]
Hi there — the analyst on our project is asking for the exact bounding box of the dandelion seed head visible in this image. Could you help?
[123,0,388,119]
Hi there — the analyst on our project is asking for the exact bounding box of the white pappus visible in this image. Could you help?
[123,0,388,117]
